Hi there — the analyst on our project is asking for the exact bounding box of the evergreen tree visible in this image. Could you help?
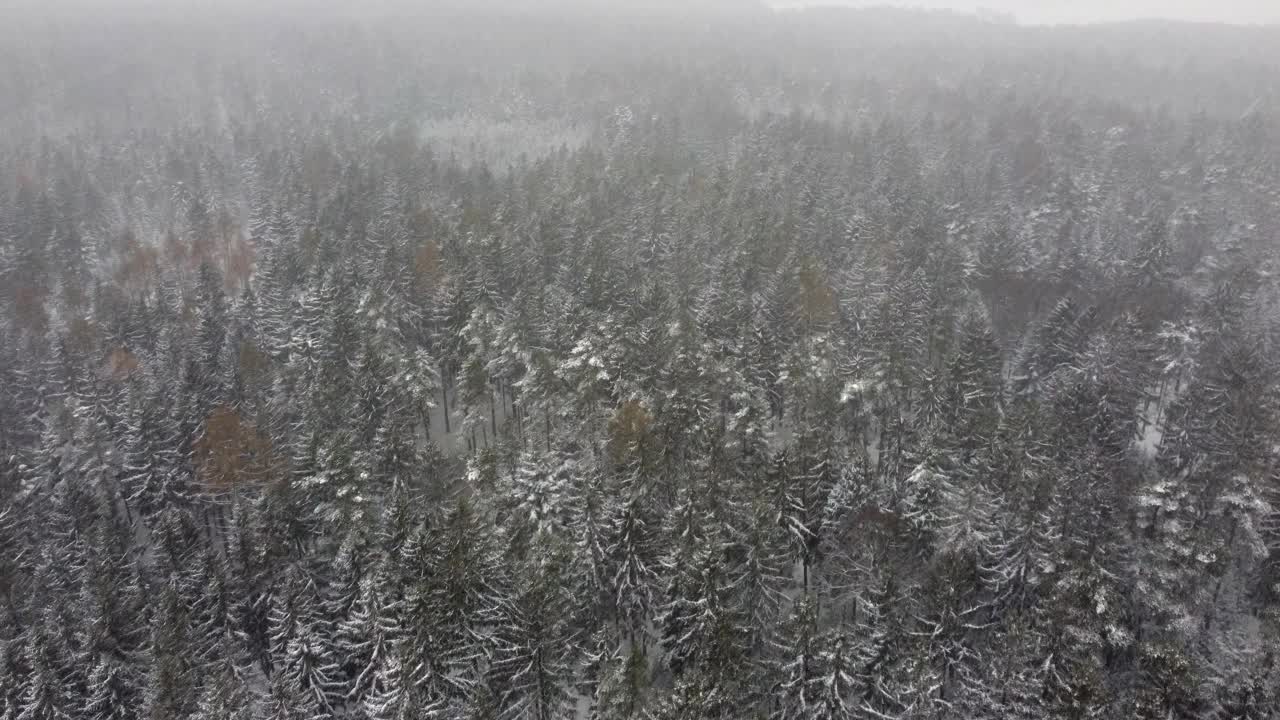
[488,542,578,720]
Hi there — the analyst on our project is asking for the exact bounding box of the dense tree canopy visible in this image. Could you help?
[1,3,1280,719]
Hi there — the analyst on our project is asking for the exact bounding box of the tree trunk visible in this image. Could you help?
[441,382,451,434]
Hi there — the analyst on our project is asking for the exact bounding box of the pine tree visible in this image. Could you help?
[488,541,577,720]
[339,562,404,709]
[604,492,659,647]
[267,569,341,715]
[657,528,749,703]
[400,497,505,708]
[730,491,790,657]
[769,597,823,720]
[15,624,73,720]
[83,656,139,720]
[360,646,444,720]
[258,672,324,720]
[141,582,195,720]
[191,652,255,720]
[585,633,648,720]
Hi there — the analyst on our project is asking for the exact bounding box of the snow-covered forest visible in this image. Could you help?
[2,3,1280,719]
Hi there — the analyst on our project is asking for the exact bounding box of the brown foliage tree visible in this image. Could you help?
[195,405,276,495]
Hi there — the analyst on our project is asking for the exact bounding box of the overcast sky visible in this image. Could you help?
[768,0,1280,25]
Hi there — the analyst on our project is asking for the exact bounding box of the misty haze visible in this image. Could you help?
[770,1,1280,25]
[1,1,1279,719]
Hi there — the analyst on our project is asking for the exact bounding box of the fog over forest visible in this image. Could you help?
[770,0,1280,25]
[1,1,1279,719]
